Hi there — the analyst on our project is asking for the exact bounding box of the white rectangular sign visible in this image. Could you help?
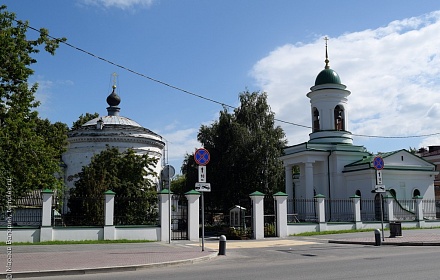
[195,183,211,192]
[198,166,206,183]
[375,185,386,193]
[376,170,383,185]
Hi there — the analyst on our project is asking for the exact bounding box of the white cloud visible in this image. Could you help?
[251,11,440,151]
[79,0,155,10]
[159,126,200,170]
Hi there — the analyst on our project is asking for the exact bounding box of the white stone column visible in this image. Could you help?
[385,195,394,221]
[104,190,116,240]
[274,192,288,238]
[351,195,361,229]
[250,191,265,240]
[285,166,293,200]
[414,196,425,228]
[40,189,54,242]
[185,190,200,242]
[159,189,172,242]
[315,194,327,232]
[305,162,314,200]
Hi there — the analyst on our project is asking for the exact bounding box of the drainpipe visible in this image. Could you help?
[327,150,332,221]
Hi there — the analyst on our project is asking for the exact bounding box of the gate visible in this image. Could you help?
[264,195,277,237]
[171,194,188,240]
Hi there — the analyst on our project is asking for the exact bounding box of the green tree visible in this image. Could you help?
[71,112,99,130]
[182,90,287,213]
[0,5,67,201]
[67,147,159,226]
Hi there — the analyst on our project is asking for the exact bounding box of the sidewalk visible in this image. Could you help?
[326,228,440,246]
[0,241,217,278]
[2,229,440,278]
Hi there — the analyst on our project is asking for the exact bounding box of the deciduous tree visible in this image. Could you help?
[67,147,159,226]
[0,5,67,201]
[181,90,286,213]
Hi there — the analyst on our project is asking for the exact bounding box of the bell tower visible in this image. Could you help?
[307,37,353,144]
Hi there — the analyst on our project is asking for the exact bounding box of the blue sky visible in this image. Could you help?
[4,0,440,172]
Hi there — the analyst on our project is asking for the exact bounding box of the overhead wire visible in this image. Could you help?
[17,20,440,140]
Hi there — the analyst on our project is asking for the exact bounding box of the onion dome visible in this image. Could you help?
[314,37,342,86]
[106,85,121,106]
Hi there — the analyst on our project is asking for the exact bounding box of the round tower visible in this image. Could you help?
[307,38,352,144]
[62,85,165,190]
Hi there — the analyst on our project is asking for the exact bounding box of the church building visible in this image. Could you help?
[280,44,437,205]
[62,85,165,191]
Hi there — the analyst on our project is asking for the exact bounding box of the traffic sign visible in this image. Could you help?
[194,148,210,166]
[373,156,384,170]
[376,170,383,185]
[198,166,206,183]
[375,185,386,193]
[195,183,211,192]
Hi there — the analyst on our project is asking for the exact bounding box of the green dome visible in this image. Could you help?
[314,68,341,85]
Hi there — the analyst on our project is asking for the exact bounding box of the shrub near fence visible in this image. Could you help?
[114,196,158,226]
[63,196,105,226]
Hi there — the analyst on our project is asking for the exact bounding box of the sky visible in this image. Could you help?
[4,0,440,173]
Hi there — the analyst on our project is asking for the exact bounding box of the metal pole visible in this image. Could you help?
[201,192,205,252]
[380,193,384,241]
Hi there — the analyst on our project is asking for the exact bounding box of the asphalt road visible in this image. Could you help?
[42,239,440,280]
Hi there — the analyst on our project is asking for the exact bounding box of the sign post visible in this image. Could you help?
[194,148,210,252]
[373,156,385,241]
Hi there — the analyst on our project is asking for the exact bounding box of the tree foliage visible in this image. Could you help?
[181,90,287,212]
[0,5,67,201]
[71,112,99,130]
[67,147,159,226]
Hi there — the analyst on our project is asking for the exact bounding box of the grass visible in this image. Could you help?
[0,239,155,246]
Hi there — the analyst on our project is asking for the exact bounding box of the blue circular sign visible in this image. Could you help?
[194,148,210,166]
[373,156,384,170]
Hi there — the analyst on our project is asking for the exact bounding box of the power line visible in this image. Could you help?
[18,20,440,139]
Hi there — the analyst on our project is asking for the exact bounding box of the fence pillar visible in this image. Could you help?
[104,190,116,240]
[159,189,172,242]
[250,191,265,240]
[185,190,200,242]
[40,189,54,242]
[315,194,327,232]
[350,195,362,229]
[274,192,288,238]
[414,195,425,228]
[285,166,293,200]
[384,195,394,221]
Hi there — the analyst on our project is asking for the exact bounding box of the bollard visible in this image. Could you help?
[374,229,381,246]
[218,235,227,255]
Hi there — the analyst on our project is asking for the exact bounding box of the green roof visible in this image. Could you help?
[315,68,341,85]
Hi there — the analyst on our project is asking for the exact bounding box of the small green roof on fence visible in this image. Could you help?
[274,191,288,197]
[185,190,200,195]
[249,191,265,197]
[104,190,116,195]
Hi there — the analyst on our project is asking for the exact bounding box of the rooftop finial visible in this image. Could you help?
[324,36,330,69]
[112,72,118,88]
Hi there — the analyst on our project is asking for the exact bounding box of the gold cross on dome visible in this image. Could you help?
[112,72,118,87]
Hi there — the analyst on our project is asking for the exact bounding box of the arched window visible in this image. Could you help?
[313,108,320,132]
[334,105,345,131]
[413,189,421,198]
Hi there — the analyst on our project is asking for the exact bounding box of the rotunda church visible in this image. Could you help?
[62,85,165,190]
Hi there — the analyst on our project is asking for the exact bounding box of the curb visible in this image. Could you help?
[328,240,440,246]
[0,251,218,279]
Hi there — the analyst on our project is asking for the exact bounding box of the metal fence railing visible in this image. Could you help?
[287,199,317,223]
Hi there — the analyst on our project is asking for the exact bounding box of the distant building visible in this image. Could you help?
[280,45,438,206]
[419,146,440,201]
[62,85,165,191]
